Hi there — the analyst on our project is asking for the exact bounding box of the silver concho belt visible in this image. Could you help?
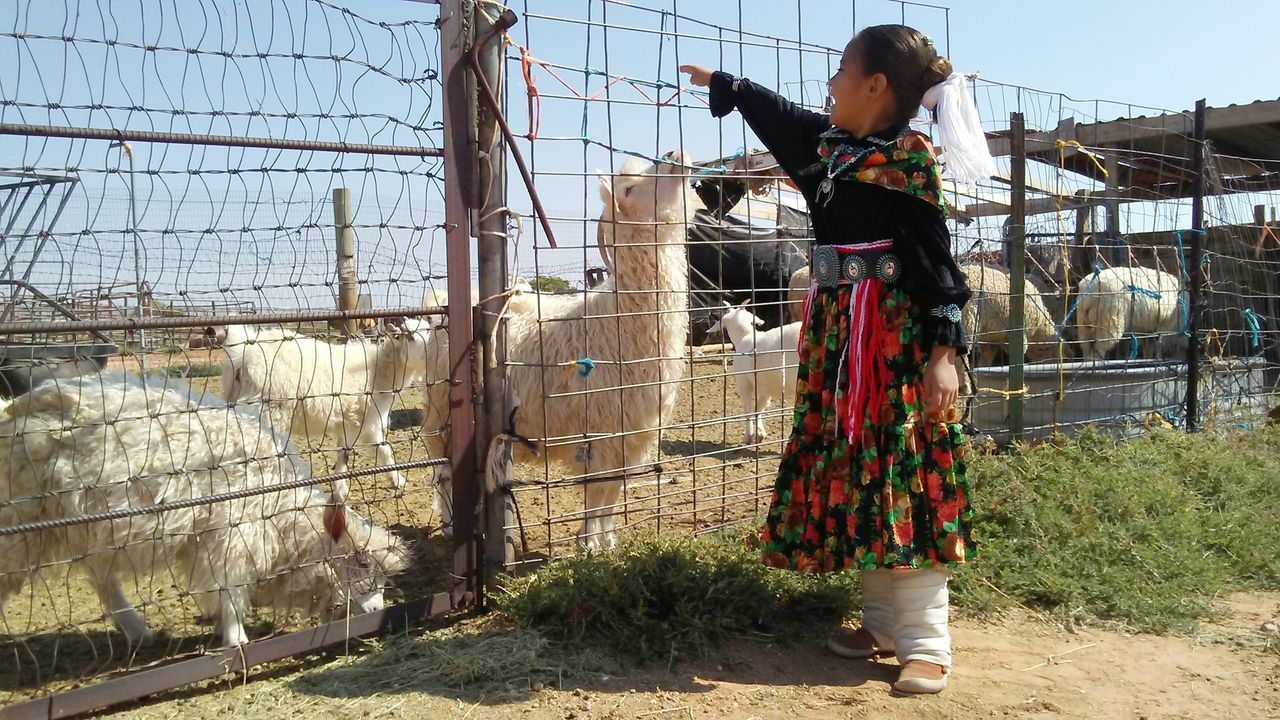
[812,241,901,288]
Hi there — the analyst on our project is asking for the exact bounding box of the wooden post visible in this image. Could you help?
[333,187,359,337]
[1008,112,1027,442]
[1185,99,1207,433]
[440,0,481,608]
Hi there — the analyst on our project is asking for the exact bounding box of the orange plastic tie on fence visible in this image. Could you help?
[1255,220,1278,258]
[518,41,541,140]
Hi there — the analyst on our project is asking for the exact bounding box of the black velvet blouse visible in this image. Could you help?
[708,71,971,352]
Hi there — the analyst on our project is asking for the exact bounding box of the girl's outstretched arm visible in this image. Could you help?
[680,64,830,182]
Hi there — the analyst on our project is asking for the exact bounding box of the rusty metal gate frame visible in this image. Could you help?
[0,0,494,717]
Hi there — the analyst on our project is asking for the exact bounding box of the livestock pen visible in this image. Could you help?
[0,1,470,716]
[476,1,1280,575]
[1,0,1278,717]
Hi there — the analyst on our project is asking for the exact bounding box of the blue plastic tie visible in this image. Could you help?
[1242,308,1263,350]
[1057,267,1100,335]
[1125,284,1162,301]
[575,358,596,378]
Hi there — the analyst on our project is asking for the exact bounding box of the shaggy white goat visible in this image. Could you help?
[707,301,800,445]
[218,319,433,501]
[1075,265,1187,360]
[959,263,1061,366]
[0,373,410,647]
[419,286,478,537]
[420,281,592,537]
[497,152,691,549]
[787,265,811,324]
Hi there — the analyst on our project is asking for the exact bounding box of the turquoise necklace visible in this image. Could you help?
[815,127,904,206]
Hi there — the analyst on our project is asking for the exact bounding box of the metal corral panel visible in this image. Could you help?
[968,357,1272,442]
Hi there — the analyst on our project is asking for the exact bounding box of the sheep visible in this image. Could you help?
[498,152,691,550]
[1075,265,1187,360]
[0,373,410,647]
[217,319,433,502]
[787,265,811,324]
[959,263,1062,366]
[706,301,800,446]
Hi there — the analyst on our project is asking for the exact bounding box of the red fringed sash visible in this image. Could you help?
[798,239,896,443]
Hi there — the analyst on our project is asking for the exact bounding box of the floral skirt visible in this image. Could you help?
[760,283,975,572]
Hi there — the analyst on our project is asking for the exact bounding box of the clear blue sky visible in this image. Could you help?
[2,0,1274,301]
[502,0,1279,280]
[947,0,1278,111]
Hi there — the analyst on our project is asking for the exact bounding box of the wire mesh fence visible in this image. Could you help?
[478,0,1279,570]
[0,0,465,712]
[486,0,962,564]
[2,0,1278,714]
[958,83,1279,441]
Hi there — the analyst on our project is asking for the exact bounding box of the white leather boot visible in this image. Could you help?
[825,569,896,658]
[890,568,951,694]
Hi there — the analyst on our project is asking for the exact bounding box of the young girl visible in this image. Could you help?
[682,25,992,695]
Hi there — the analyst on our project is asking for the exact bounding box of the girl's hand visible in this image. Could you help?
[923,346,959,420]
[679,65,713,87]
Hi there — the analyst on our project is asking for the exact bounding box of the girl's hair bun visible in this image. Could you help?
[924,55,953,88]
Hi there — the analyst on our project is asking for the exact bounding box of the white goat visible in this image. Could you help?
[419,286,477,537]
[707,301,801,446]
[498,152,691,549]
[218,320,433,501]
[1075,265,1187,360]
[0,373,410,647]
[419,281,584,537]
[787,265,811,324]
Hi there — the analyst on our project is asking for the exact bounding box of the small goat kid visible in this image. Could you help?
[707,301,801,446]
[218,319,433,501]
[0,373,410,648]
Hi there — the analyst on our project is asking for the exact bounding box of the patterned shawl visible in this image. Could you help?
[816,126,948,217]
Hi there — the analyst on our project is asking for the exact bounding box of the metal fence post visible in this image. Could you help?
[1008,112,1027,441]
[440,0,480,607]
[1185,99,1207,432]
[471,5,518,588]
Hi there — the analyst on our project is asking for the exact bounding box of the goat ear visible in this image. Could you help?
[323,500,348,542]
[597,171,613,204]
[737,299,751,308]
[720,300,731,308]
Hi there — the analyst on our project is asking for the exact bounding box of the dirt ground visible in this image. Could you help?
[99,593,1280,720]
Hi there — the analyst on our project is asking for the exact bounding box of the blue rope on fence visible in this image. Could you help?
[1124,284,1162,300]
[1172,229,1207,339]
[1056,264,1102,335]
[1242,308,1264,350]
